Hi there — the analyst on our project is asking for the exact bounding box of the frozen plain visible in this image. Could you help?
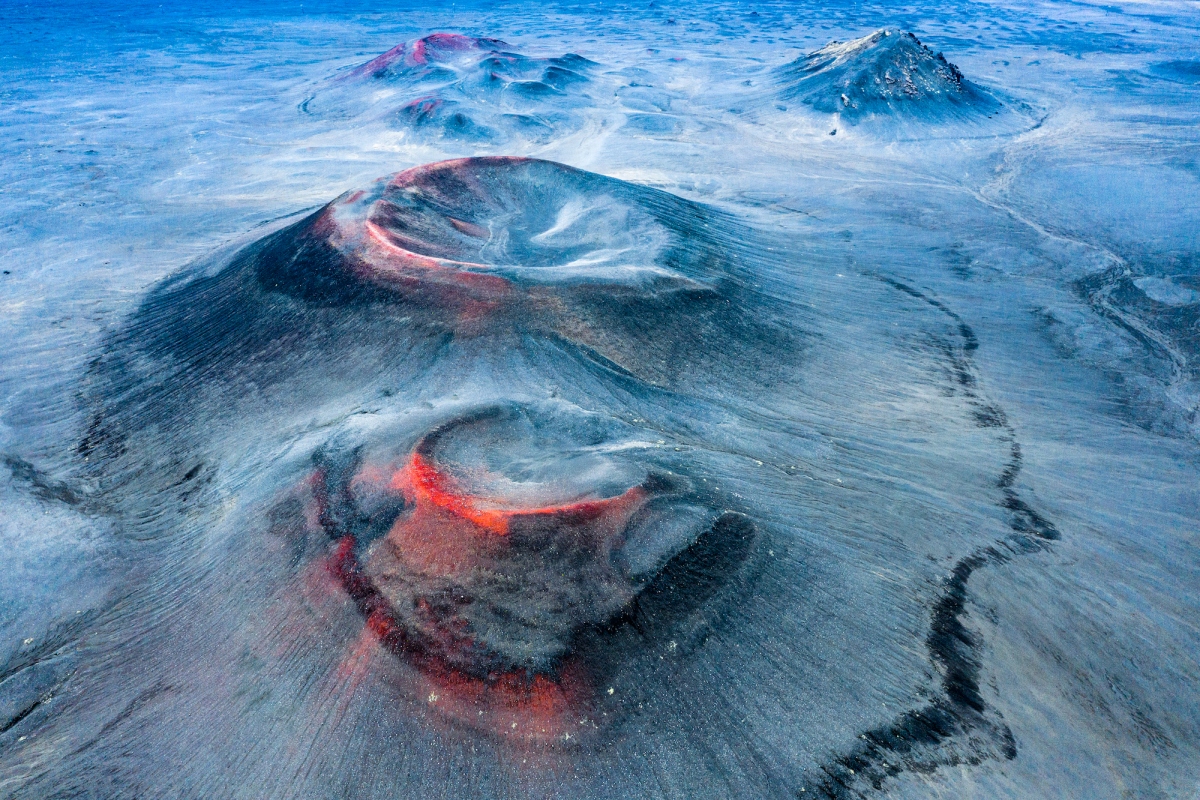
[1,0,1199,797]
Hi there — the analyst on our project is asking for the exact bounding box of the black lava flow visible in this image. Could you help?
[799,279,1061,799]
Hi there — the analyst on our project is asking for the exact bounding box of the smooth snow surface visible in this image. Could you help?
[1,2,1199,798]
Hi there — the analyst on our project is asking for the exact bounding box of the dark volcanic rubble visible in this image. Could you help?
[777,28,1004,123]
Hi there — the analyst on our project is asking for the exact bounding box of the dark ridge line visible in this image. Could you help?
[0,623,90,741]
[4,454,123,518]
[0,609,95,689]
[547,333,642,382]
[69,682,176,757]
[0,695,47,736]
[4,455,84,507]
[876,278,1058,541]
[1076,270,1179,370]
[798,277,1059,798]
[1074,270,1195,439]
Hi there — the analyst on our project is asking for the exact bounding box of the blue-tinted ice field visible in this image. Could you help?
[1,1,1198,797]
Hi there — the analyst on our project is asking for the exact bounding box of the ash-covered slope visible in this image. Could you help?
[777,28,1003,123]
[306,33,602,145]
[0,156,1061,798]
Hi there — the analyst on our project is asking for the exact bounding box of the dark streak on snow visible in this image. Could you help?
[4,455,85,508]
[798,277,1058,799]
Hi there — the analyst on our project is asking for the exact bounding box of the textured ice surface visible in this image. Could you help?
[1,1,1199,798]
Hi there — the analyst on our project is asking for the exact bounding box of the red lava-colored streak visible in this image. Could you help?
[411,33,491,65]
[311,190,515,315]
[393,450,646,537]
[401,96,445,120]
[323,157,614,314]
[349,160,534,299]
[381,451,647,576]
[349,33,509,77]
[397,452,511,534]
[349,42,407,78]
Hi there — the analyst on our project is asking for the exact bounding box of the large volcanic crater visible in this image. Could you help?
[305,399,761,741]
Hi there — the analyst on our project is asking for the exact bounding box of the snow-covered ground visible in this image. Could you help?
[1,1,1198,797]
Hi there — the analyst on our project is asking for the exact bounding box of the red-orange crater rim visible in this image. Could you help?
[364,156,534,269]
[393,450,648,536]
[326,155,676,298]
